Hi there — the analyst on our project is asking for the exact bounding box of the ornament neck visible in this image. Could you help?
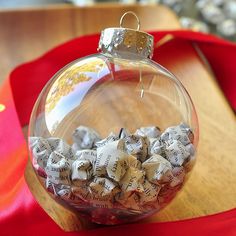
[98,12,154,60]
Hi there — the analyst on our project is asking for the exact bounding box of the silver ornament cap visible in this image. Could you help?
[98,11,154,59]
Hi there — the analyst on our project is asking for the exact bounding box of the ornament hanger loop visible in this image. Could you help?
[119,11,141,31]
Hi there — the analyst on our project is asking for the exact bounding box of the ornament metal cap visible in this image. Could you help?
[98,11,154,59]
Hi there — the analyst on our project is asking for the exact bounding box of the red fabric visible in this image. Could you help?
[0,30,236,236]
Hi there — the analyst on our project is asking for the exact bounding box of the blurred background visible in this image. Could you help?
[0,0,236,41]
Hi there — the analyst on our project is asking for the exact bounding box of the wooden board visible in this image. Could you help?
[1,3,236,231]
[0,3,179,83]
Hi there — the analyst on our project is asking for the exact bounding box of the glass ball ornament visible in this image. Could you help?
[28,12,199,225]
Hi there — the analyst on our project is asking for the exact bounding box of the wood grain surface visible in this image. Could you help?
[1,3,236,231]
[0,3,179,83]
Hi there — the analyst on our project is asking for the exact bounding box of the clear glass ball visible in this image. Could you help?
[28,52,199,225]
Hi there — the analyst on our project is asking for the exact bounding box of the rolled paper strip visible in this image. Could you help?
[125,154,142,169]
[57,188,84,204]
[149,138,165,156]
[135,126,161,139]
[161,123,194,145]
[170,166,186,187]
[139,180,161,204]
[75,149,97,165]
[72,184,91,202]
[142,154,173,184]
[29,123,196,221]
[29,137,52,169]
[116,192,142,211]
[119,167,145,194]
[89,177,119,208]
[29,137,75,168]
[95,132,119,148]
[71,159,92,181]
[95,140,127,181]
[165,140,190,166]
[123,134,149,162]
[45,151,72,185]
[185,143,195,156]
[119,128,131,139]
[72,125,101,150]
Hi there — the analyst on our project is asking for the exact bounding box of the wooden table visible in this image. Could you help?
[0,3,236,231]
